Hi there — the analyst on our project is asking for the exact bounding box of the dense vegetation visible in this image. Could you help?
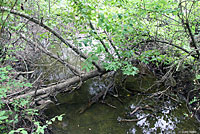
[0,0,200,133]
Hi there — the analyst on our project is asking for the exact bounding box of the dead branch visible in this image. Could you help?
[140,39,198,59]
[89,21,113,58]
[117,115,150,122]
[104,30,121,59]
[100,100,116,109]
[130,105,154,115]
[12,71,34,75]
[130,107,141,115]
[9,69,107,100]
[185,18,200,58]
[20,34,83,75]
[0,7,103,72]
[79,88,106,114]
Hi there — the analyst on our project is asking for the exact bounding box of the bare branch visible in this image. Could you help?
[0,0,18,34]
[20,34,83,75]
[0,7,103,72]
[185,19,200,58]
[140,39,198,59]
[104,30,121,59]
[89,21,113,58]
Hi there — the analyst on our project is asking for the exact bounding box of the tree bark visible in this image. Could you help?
[0,7,103,72]
[20,34,83,75]
[13,70,107,100]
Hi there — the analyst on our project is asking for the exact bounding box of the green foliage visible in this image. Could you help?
[1,0,200,131]
[2,0,200,74]
[189,96,199,105]
[0,64,64,133]
[0,65,33,133]
[46,114,65,125]
[59,0,199,75]
[103,59,138,76]
[103,59,122,72]
[138,50,174,65]
[122,63,138,76]
[9,128,28,134]
[81,54,97,72]
[7,114,65,134]
[195,74,200,80]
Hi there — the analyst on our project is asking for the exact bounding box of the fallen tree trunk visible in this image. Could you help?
[13,69,107,100]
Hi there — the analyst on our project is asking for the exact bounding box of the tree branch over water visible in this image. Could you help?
[140,39,198,59]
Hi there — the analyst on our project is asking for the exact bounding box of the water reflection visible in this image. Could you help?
[45,78,199,134]
[129,101,181,134]
[89,81,106,95]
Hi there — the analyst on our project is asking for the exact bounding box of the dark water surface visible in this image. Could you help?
[44,77,200,134]
[36,37,200,134]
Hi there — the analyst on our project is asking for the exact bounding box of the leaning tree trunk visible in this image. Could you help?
[0,7,108,105]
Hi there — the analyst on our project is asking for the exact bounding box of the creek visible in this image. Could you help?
[33,44,200,133]
[44,75,200,134]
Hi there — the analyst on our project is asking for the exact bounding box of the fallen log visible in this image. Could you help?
[13,69,107,100]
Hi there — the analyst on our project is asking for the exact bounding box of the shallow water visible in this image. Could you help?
[37,44,199,133]
[44,77,200,134]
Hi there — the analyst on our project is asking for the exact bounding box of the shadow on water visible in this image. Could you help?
[34,37,200,134]
[44,75,200,134]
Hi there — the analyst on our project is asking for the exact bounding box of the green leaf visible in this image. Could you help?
[51,118,55,122]
[0,111,6,116]
[47,121,52,125]
[196,74,200,80]
[8,130,15,134]
[57,116,62,121]
[21,130,28,134]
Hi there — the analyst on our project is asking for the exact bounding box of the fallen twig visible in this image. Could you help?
[100,100,116,109]
[118,115,150,122]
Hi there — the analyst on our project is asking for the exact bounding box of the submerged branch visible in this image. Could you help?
[118,115,150,122]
